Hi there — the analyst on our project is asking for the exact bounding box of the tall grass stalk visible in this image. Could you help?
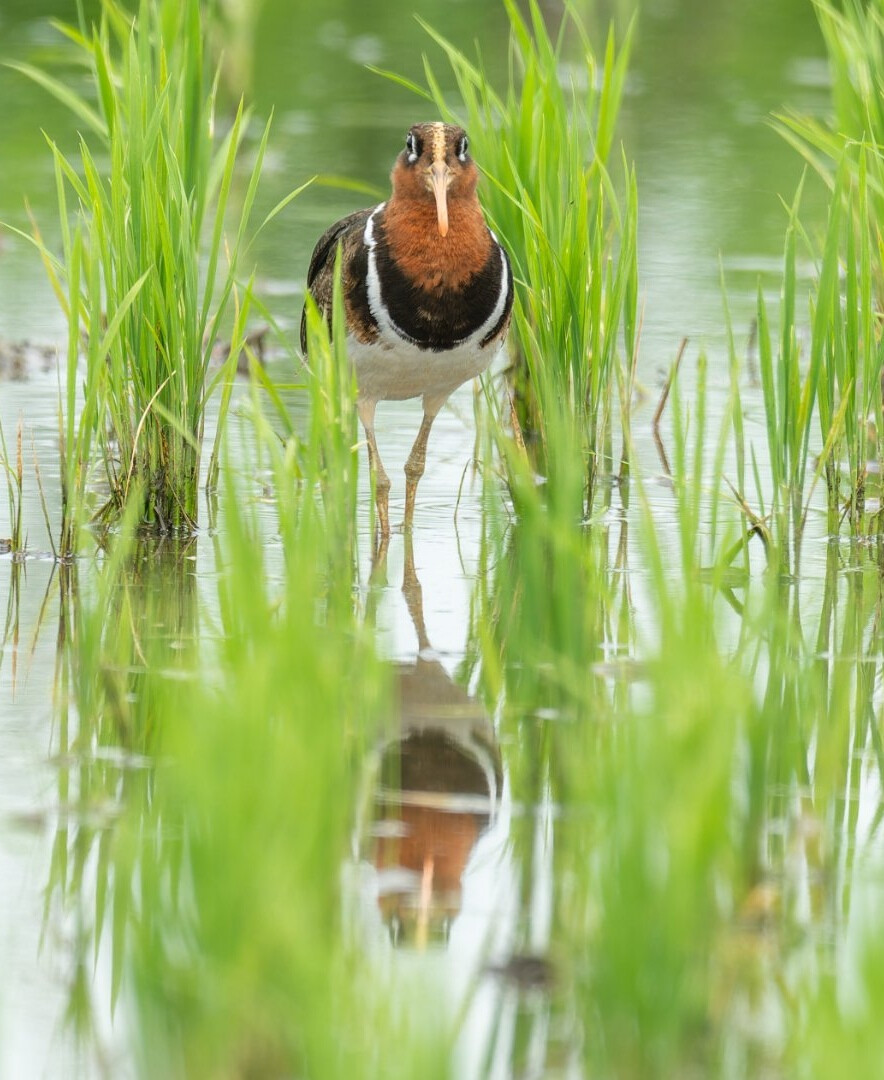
[12,0,273,534]
[775,0,884,293]
[747,159,884,561]
[378,0,638,518]
[754,179,819,563]
[769,0,884,543]
[748,172,859,565]
[814,153,884,533]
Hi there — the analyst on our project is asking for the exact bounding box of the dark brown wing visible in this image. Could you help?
[299,206,375,352]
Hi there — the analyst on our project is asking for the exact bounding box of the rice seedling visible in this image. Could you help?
[295,267,360,571]
[814,155,884,534]
[750,177,825,565]
[733,156,884,562]
[377,0,638,518]
[769,1,884,536]
[10,0,278,536]
[46,531,195,1050]
[557,369,747,1072]
[0,415,24,555]
[775,0,884,293]
[719,170,840,566]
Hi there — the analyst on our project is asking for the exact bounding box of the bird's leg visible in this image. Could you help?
[403,405,440,529]
[357,399,391,541]
[367,432,391,541]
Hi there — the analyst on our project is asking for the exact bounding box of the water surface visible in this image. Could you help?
[0,1,849,1075]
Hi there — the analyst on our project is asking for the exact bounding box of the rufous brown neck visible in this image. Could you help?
[383,193,493,291]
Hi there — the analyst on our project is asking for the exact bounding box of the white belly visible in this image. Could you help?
[353,203,510,408]
[348,331,499,406]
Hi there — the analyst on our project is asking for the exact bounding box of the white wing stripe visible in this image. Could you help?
[364,204,509,352]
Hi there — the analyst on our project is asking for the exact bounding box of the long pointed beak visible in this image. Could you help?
[429,162,450,238]
[415,855,434,950]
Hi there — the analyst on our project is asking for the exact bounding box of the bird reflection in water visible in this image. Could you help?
[366,535,502,950]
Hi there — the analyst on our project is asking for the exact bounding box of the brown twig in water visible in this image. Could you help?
[652,337,688,477]
[723,476,772,556]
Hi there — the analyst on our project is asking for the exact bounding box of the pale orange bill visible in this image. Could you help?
[430,162,449,237]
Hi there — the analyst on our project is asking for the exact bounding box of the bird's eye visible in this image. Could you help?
[405,132,420,164]
[456,135,469,162]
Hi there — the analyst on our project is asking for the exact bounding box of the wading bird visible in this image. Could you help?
[300,122,513,538]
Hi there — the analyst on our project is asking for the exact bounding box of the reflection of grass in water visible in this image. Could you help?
[465,341,884,1075]
[130,493,389,1077]
[47,301,449,1076]
[42,370,884,1075]
[46,521,196,1058]
[125,308,448,1075]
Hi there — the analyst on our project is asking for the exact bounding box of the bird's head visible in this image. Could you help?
[390,122,479,238]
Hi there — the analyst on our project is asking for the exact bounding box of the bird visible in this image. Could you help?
[300,121,514,539]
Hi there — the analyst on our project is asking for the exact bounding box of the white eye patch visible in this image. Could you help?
[405,132,420,164]
[457,135,469,162]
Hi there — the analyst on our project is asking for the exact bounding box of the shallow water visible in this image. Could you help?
[0,0,862,1076]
